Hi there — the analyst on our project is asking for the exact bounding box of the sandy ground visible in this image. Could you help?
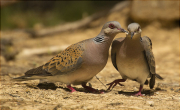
[1,7,180,110]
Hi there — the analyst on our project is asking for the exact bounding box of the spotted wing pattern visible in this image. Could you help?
[42,42,85,75]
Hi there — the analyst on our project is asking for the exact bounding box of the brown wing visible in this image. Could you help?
[42,42,84,75]
[141,36,155,74]
[141,36,156,89]
[111,37,125,71]
[24,42,84,77]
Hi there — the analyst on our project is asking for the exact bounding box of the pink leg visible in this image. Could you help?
[81,83,104,93]
[107,79,126,90]
[67,85,76,93]
[133,85,143,96]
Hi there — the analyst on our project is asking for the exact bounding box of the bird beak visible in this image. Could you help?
[131,32,134,39]
[118,28,128,33]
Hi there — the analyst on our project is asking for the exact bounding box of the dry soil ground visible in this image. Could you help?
[1,7,180,110]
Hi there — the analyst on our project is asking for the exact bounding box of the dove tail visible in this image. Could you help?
[149,74,155,89]
[155,74,163,80]
[13,66,49,81]
[12,76,32,81]
[24,66,43,76]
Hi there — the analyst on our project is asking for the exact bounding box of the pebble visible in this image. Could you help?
[133,87,138,91]
[170,88,174,91]
[111,74,115,77]
[96,75,102,79]
[172,83,179,87]
[155,92,159,94]
[146,101,154,107]
[172,96,180,101]
[174,88,180,92]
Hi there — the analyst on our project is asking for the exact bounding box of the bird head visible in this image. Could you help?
[127,23,142,39]
[102,21,127,36]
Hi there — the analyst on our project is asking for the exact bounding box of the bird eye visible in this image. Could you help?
[109,24,115,29]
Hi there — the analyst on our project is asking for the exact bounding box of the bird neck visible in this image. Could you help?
[93,32,115,45]
[92,33,116,55]
[126,33,141,41]
[124,33,143,49]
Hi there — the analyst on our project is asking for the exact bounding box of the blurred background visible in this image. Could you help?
[0,1,179,109]
[1,0,179,60]
[1,1,120,30]
[1,0,179,86]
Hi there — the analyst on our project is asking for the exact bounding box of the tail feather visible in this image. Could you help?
[25,66,43,76]
[155,74,163,80]
[149,73,163,89]
[13,65,50,81]
[149,74,155,89]
[12,76,33,81]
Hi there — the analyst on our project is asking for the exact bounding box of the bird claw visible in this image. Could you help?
[118,82,124,86]
[106,79,125,90]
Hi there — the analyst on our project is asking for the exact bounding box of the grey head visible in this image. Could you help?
[101,21,127,36]
[127,23,142,39]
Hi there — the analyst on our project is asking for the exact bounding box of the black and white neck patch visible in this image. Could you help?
[93,36,106,43]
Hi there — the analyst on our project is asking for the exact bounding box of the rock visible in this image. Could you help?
[130,1,179,22]
[1,106,11,110]
[53,104,63,110]
[1,38,18,61]
[155,92,159,95]
[133,87,138,91]
[146,101,154,107]
[170,88,174,91]
[174,89,180,92]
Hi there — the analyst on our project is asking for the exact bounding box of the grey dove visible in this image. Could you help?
[13,21,127,93]
[107,23,163,96]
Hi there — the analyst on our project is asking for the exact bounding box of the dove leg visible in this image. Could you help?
[106,79,126,90]
[133,85,143,96]
[67,85,76,93]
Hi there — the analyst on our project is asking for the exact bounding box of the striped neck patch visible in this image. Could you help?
[93,36,106,43]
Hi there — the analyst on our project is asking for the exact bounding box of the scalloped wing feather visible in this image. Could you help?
[43,42,84,75]
[141,36,155,75]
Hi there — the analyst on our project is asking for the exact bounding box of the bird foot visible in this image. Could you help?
[67,85,76,93]
[132,85,144,96]
[133,92,144,96]
[106,79,125,90]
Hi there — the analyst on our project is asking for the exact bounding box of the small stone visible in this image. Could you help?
[133,87,138,91]
[172,83,179,87]
[170,88,174,91]
[96,75,102,79]
[174,89,180,92]
[88,83,92,87]
[146,101,154,107]
[1,106,11,110]
[111,74,115,77]
[9,94,20,97]
[155,92,159,94]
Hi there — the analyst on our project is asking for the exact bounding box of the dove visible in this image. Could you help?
[13,21,127,93]
[107,23,163,96]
